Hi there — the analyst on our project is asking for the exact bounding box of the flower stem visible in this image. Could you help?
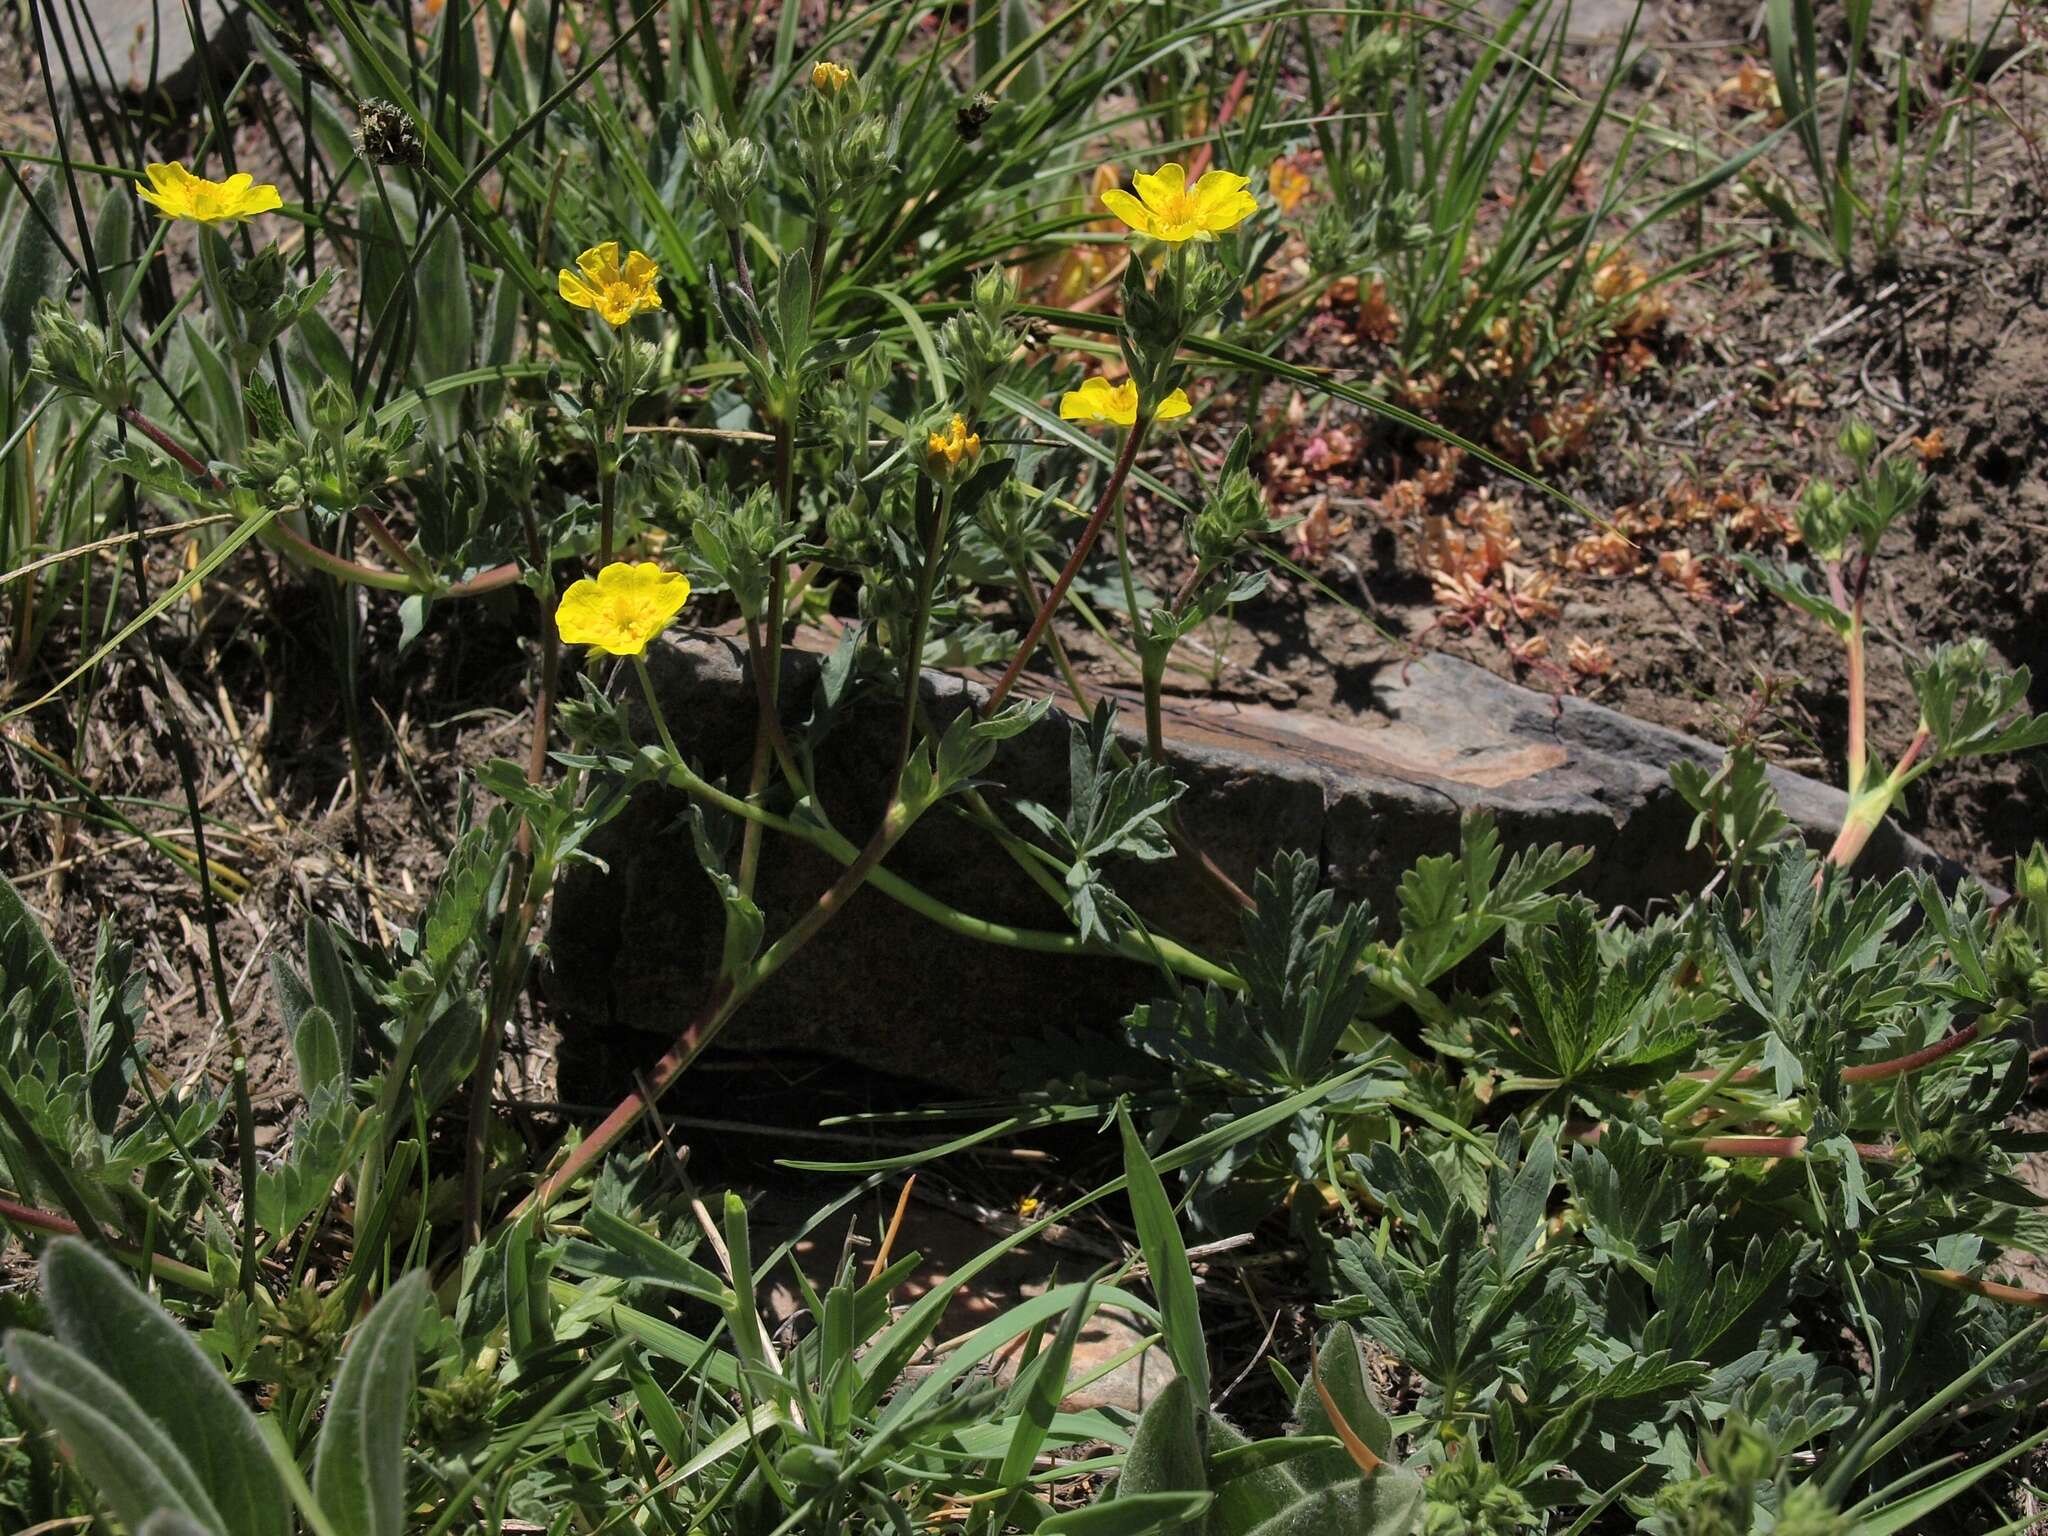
[1919,1266,2048,1309]
[630,659,1238,988]
[462,512,560,1250]
[983,416,1151,716]
[895,478,953,777]
[1840,1020,1980,1083]
[738,415,797,895]
[518,798,915,1219]
[0,1192,222,1295]
[598,405,622,565]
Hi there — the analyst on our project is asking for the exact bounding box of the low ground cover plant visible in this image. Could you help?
[2,0,2046,1532]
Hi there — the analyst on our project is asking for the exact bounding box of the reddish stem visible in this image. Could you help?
[355,504,428,579]
[982,417,1150,717]
[443,562,524,598]
[0,1194,221,1293]
[1840,1020,1980,1083]
[515,807,909,1222]
[1678,1021,1981,1089]
[122,405,225,492]
[1920,1266,2048,1309]
[1689,1135,1902,1162]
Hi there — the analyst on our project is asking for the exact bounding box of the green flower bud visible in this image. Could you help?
[220,243,290,315]
[1796,477,1849,560]
[1774,1484,1848,1536]
[28,301,133,411]
[1837,417,1878,466]
[596,337,664,413]
[1344,25,1408,92]
[2016,842,2048,911]
[972,263,1018,324]
[487,410,541,503]
[685,113,764,231]
[239,438,299,491]
[309,377,358,436]
[1703,1417,1774,1488]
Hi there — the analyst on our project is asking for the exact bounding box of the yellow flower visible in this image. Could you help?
[1100,162,1257,243]
[1058,376,1191,428]
[555,562,691,656]
[926,414,981,471]
[558,242,662,327]
[811,60,854,93]
[135,162,282,226]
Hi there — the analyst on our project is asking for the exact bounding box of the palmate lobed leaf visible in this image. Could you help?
[1485,898,1693,1085]
[1391,813,1587,988]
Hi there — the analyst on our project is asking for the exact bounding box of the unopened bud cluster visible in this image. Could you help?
[685,113,765,232]
[29,301,132,411]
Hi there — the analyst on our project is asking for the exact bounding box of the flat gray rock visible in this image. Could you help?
[40,0,245,102]
[1475,0,1661,46]
[545,632,1962,1095]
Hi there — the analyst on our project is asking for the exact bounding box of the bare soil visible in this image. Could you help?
[1079,0,2048,885]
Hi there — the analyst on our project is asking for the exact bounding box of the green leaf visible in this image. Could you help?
[39,1238,291,1536]
[1239,850,1375,1084]
[314,1271,429,1536]
[1909,641,2048,762]
[1116,1376,1206,1504]
[1737,555,1852,639]
[415,219,474,442]
[4,1331,224,1533]
[686,805,764,982]
[1241,1470,1426,1536]
[1,173,63,371]
[1670,745,1792,867]
[304,917,356,1071]
[290,1003,344,1103]
[1017,702,1182,945]
[1206,1416,1318,1531]
[988,1282,1098,1531]
[1485,899,1690,1085]
[1391,813,1585,986]
[566,1206,733,1306]
[0,871,82,1052]
[1042,1492,1213,1535]
[1000,1282,1095,1486]
[1291,1327,1394,1486]
[1119,1106,1208,1411]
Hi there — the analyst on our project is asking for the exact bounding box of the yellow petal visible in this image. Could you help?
[558,563,691,655]
[239,182,283,216]
[622,249,658,286]
[558,270,599,309]
[1192,169,1250,207]
[1059,377,1112,420]
[1098,188,1154,236]
[1201,189,1259,233]
[577,242,622,285]
[1154,388,1192,421]
[1131,162,1186,214]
